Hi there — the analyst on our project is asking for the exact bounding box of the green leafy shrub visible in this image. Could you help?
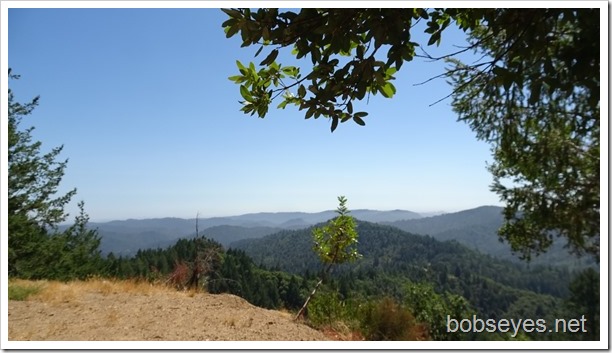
[308,289,352,327]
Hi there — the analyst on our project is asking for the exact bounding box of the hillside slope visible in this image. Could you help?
[385,206,594,267]
[230,221,573,319]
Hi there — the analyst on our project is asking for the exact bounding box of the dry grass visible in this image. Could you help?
[321,323,365,341]
[12,278,177,304]
[277,308,294,319]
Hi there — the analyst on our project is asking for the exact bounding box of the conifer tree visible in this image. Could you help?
[8,70,102,279]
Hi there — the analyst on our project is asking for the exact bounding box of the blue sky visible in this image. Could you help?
[7,7,503,221]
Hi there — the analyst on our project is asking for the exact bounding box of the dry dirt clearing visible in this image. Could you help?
[8,280,329,341]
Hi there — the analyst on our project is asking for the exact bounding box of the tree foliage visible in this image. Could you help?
[566,268,599,340]
[223,8,489,131]
[312,196,361,266]
[447,9,600,261]
[404,281,474,340]
[8,70,102,279]
[223,8,600,262]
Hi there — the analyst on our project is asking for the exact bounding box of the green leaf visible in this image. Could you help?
[262,27,270,42]
[277,100,288,109]
[228,75,245,83]
[354,112,369,118]
[257,103,268,118]
[330,116,339,132]
[427,31,441,46]
[353,115,366,126]
[260,49,279,66]
[236,60,247,71]
[281,66,299,78]
[298,85,306,98]
[225,24,240,38]
[374,71,386,86]
[417,8,429,19]
[239,85,253,102]
[380,82,396,98]
[385,67,397,77]
[221,18,236,28]
[254,45,264,58]
[221,8,242,18]
[305,107,315,119]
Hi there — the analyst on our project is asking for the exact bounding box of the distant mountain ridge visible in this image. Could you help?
[90,208,422,256]
[89,206,595,268]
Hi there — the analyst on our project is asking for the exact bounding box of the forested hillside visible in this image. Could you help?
[230,221,598,340]
[231,221,574,296]
[102,221,597,341]
[386,206,595,268]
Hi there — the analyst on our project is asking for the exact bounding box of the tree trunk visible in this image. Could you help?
[295,277,323,320]
[294,261,334,321]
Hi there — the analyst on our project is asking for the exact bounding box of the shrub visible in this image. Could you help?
[307,289,362,339]
[360,296,428,340]
[308,289,349,327]
[167,260,190,289]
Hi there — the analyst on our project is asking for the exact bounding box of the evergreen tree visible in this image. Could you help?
[566,268,599,340]
[50,201,103,280]
[8,70,102,279]
[447,11,599,261]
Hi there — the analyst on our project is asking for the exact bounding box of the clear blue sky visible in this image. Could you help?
[7,7,503,222]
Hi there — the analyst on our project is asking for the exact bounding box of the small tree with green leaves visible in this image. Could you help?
[295,196,361,320]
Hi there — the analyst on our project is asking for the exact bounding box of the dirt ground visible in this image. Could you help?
[8,281,329,341]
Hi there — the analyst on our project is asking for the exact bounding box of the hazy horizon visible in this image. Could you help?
[78,205,502,224]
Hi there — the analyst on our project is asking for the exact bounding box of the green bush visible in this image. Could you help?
[308,289,354,327]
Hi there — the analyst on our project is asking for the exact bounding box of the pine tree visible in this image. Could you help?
[8,70,102,279]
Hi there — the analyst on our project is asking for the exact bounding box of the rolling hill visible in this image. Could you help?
[229,221,575,322]
[89,209,422,256]
[384,206,595,268]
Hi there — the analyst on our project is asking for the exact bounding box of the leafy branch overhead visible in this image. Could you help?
[222,8,457,131]
[223,8,597,131]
